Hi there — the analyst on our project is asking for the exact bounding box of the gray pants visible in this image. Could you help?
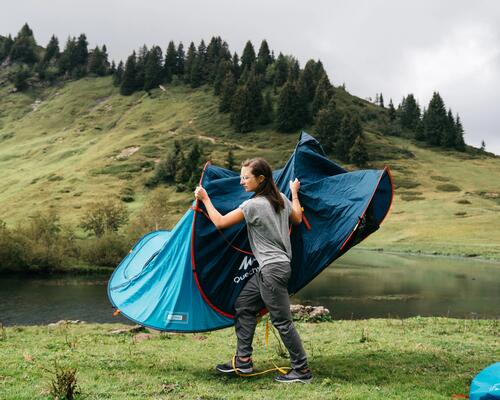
[234,262,308,370]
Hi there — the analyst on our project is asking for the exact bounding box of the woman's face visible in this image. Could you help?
[240,166,264,192]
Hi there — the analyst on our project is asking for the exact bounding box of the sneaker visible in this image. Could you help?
[216,357,254,375]
[275,368,313,384]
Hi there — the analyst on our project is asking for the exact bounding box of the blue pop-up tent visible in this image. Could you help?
[108,132,393,332]
[469,363,500,400]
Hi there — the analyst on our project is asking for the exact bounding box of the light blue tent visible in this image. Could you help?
[470,363,500,400]
[108,132,393,332]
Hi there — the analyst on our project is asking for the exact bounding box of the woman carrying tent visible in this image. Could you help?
[194,157,312,384]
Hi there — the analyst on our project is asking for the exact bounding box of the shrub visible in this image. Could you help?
[0,221,27,272]
[79,232,128,267]
[436,184,461,192]
[48,361,79,400]
[120,187,135,203]
[17,211,77,272]
[430,175,451,182]
[394,176,420,189]
[80,200,129,237]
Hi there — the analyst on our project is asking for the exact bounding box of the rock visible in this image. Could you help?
[133,333,152,342]
[109,325,147,335]
[47,320,85,327]
[116,146,140,160]
[290,304,331,322]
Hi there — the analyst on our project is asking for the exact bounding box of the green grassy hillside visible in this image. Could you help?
[1,76,499,259]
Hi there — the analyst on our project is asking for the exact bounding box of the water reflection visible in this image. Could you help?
[1,250,499,325]
[292,250,500,319]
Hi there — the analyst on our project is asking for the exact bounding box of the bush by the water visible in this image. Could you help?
[79,232,129,267]
[0,211,78,272]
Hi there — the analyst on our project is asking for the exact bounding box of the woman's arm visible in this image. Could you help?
[289,178,303,225]
[194,186,245,229]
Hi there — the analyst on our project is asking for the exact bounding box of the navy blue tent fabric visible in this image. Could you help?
[108,132,393,331]
[192,132,393,317]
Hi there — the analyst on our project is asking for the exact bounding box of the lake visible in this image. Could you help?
[1,250,499,326]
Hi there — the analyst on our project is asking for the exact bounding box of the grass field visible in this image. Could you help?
[0,318,498,399]
[0,76,499,259]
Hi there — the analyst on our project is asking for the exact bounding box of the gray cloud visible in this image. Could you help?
[2,0,499,153]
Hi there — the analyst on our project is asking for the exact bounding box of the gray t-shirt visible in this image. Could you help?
[239,193,293,268]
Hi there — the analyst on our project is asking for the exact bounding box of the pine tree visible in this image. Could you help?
[113,61,124,86]
[186,142,204,189]
[42,35,60,64]
[454,114,466,151]
[12,66,31,91]
[164,41,177,83]
[190,54,204,88]
[312,73,334,117]
[415,108,426,141]
[256,40,272,74]
[58,36,77,75]
[260,91,273,125]
[336,114,362,162]
[314,99,341,153]
[156,141,183,183]
[399,94,420,131]
[379,93,384,108]
[213,59,230,95]
[276,80,302,133]
[135,45,148,90]
[480,140,486,151]
[175,42,185,76]
[184,42,196,83]
[302,59,322,101]
[231,85,254,133]
[349,134,369,166]
[246,71,263,122]
[9,23,38,64]
[73,33,89,77]
[241,40,256,72]
[87,45,108,76]
[287,58,300,82]
[102,45,109,74]
[219,72,236,112]
[144,46,163,91]
[442,109,457,148]
[206,36,222,83]
[0,34,14,62]
[273,53,288,88]
[225,149,236,171]
[232,52,240,81]
[296,73,311,124]
[120,52,138,95]
[423,92,447,146]
[388,99,396,121]
[196,39,207,83]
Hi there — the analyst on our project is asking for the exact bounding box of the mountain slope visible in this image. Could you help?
[1,76,499,258]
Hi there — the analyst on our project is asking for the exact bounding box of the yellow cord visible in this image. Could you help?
[231,318,291,377]
[231,355,291,377]
[265,318,269,348]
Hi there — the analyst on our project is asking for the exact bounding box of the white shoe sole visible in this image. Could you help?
[275,377,313,384]
[216,366,253,374]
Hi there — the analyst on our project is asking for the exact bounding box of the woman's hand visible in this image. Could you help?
[194,186,208,202]
[290,178,300,195]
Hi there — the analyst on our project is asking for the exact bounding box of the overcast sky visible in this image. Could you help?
[3,0,499,154]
